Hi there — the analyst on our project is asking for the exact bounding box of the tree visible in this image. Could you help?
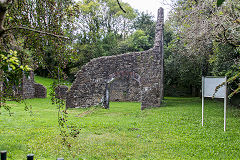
[0,0,74,109]
[167,0,239,97]
[73,0,136,39]
[0,0,85,146]
[1,0,73,76]
[133,11,156,47]
[163,21,202,97]
[117,29,151,52]
[64,0,136,79]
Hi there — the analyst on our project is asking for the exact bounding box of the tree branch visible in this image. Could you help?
[116,0,126,13]
[220,25,239,48]
[3,26,70,39]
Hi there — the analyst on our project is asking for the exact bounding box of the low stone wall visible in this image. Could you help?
[55,85,68,99]
[34,83,47,98]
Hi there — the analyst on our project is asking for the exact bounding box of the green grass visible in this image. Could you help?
[34,76,72,96]
[0,77,240,159]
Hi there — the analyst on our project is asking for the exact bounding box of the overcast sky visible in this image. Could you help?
[121,0,172,20]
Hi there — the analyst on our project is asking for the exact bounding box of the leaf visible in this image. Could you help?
[10,64,16,70]
[233,19,240,24]
[217,0,225,7]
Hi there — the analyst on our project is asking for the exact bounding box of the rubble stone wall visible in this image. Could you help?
[66,8,164,110]
[34,83,47,98]
[21,72,35,99]
[109,78,141,102]
[55,85,68,99]
[21,71,47,99]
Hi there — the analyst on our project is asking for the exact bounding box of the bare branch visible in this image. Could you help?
[3,26,70,39]
[116,0,126,13]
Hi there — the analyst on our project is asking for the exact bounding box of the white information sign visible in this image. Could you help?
[204,77,226,98]
[202,76,227,131]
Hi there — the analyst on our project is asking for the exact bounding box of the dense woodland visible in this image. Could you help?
[0,0,239,104]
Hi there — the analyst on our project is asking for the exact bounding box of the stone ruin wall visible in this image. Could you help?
[21,71,47,99]
[55,85,69,99]
[21,72,35,99]
[34,83,47,98]
[66,8,164,110]
[109,78,141,102]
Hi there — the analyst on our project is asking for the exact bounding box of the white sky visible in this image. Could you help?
[121,0,172,20]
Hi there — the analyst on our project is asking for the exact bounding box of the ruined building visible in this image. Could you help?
[66,8,164,110]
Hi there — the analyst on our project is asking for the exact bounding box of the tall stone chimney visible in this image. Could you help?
[154,7,164,48]
[154,7,164,101]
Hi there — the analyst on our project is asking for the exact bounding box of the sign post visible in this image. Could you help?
[202,77,205,127]
[224,77,227,131]
[202,76,227,131]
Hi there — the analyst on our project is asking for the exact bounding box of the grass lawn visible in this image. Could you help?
[0,77,240,159]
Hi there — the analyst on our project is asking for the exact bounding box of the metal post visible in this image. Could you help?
[1,151,7,160]
[224,77,227,132]
[27,154,34,160]
[202,77,204,126]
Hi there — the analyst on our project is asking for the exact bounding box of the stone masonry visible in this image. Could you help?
[21,71,47,99]
[21,71,35,99]
[109,78,141,102]
[34,83,47,98]
[55,85,69,99]
[66,8,164,110]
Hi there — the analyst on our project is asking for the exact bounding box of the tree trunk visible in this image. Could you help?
[0,5,7,37]
[0,1,14,38]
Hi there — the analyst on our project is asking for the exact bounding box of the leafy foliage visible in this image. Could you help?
[167,0,240,97]
[63,0,137,79]
[1,0,74,79]
[0,50,31,113]
[133,11,156,47]
[217,0,225,7]
[50,81,80,147]
[0,0,78,146]
[118,30,151,52]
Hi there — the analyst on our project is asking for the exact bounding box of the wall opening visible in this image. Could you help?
[103,71,141,109]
